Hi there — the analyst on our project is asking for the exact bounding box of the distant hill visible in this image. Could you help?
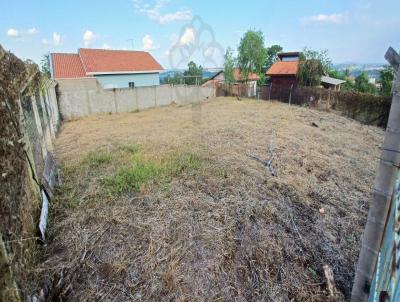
[332,63,386,79]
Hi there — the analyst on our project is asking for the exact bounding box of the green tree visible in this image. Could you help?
[355,72,376,94]
[165,71,184,84]
[379,65,394,96]
[40,53,51,78]
[223,47,236,84]
[237,30,267,82]
[184,61,203,85]
[341,80,355,91]
[328,69,346,80]
[327,69,354,91]
[297,47,332,87]
[265,44,283,71]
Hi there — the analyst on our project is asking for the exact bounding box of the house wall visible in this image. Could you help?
[94,72,160,89]
[56,77,215,120]
[213,72,225,81]
[270,75,298,100]
[270,75,298,88]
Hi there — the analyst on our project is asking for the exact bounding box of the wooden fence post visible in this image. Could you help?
[289,84,293,106]
[351,47,400,301]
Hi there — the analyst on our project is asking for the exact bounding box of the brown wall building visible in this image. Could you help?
[266,52,300,100]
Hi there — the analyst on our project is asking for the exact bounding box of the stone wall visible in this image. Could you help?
[56,78,215,120]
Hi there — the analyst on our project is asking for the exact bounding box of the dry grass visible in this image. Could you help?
[30,98,383,301]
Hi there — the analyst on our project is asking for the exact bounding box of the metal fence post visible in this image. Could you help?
[269,82,273,101]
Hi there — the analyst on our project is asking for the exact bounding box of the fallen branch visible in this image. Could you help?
[249,146,277,176]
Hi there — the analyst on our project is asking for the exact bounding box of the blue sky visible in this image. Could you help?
[1,0,399,68]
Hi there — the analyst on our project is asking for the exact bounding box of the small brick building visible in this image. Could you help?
[266,52,300,100]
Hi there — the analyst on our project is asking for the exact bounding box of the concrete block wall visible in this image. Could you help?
[56,78,215,120]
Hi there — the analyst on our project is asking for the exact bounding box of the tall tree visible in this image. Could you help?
[237,30,267,82]
[184,61,203,85]
[302,47,332,73]
[40,54,51,78]
[328,69,355,91]
[379,65,394,96]
[297,47,332,87]
[355,71,376,94]
[223,47,236,84]
[165,71,184,85]
[265,44,283,71]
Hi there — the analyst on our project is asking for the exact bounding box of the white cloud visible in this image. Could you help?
[133,0,192,24]
[157,10,192,24]
[53,32,62,45]
[83,30,96,47]
[27,27,38,35]
[42,32,62,46]
[7,27,39,38]
[302,13,346,25]
[142,34,159,50]
[7,28,20,37]
[179,27,195,45]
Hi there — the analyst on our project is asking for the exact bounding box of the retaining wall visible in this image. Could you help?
[56,78,215,120]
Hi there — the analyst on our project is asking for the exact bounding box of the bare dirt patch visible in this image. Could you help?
[31,98,383,301]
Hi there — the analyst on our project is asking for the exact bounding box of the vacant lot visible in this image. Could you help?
[32,98,383,301]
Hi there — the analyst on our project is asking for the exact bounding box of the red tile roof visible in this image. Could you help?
[266,61,299,76]
[78,48,163,74]
[51,53,86,79]
[233,69,260,81]
[51,48,163,79]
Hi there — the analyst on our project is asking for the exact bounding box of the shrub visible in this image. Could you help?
[288,87,391,127]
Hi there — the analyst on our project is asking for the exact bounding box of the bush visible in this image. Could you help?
[289,87,391,127]
[332,90,391,127]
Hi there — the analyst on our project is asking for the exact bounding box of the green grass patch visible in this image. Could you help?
[168,152,202,174]
[104,150,202,195]
[83,150,112,167]
[118,143,140,154]
[105,161,164,194]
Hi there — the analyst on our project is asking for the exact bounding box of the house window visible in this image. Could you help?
[129,82,135,88]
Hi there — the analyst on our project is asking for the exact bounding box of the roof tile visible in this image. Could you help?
[78,48,163,73]
[51,53,86,79]
[266,61,299,76]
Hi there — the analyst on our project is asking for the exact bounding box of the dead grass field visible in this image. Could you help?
[31,97,384,301]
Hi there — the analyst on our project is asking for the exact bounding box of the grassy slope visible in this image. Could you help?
[30,98,384,301]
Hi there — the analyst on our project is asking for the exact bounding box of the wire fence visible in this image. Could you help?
[215,82,257,98]
[20,80,60,183]
[259,85,391,127]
